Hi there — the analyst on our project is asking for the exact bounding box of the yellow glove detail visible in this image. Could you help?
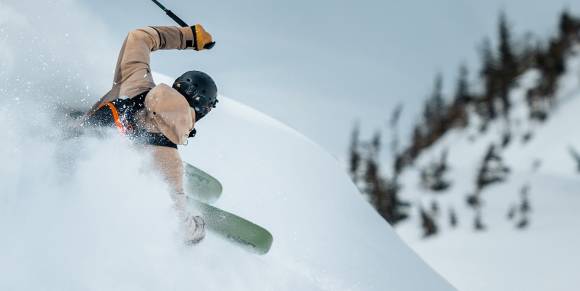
[193,24,215,50]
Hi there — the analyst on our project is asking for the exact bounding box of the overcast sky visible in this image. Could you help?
[73,0,580,158]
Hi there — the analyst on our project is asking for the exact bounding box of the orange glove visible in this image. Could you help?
[192,24,215,50]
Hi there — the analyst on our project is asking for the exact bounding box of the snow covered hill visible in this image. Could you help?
[179,95,456,291]
[395,47,580,291]
[0,72,455,290]
[0,2,456,288]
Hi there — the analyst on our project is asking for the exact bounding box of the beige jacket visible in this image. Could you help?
[89,26,200,194]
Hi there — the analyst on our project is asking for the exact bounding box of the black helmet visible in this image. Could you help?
[173,70,218,121]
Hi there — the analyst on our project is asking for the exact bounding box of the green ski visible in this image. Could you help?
[188,199,273,255]
[183,162,223,203]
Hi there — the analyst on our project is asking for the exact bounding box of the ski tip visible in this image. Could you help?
[190,199,274,255]
[226,231,273,255]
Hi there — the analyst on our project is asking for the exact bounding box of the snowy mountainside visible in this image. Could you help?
[0,1,454,289]
[0,73,455,290]
[396,46,580,291]
[155,74,456,291]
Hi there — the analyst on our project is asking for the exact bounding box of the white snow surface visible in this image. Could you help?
[0,4,454,287]
[396,47,580,291]
[0,86,455,290]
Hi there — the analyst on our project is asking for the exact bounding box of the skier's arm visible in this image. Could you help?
[113,25,214,95]
[87,25,213,114]
[149,145,185,195]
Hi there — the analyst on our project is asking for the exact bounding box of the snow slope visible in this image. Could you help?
[0,2,455,289]
[0,80,455,290]
[396,47,580,291]
[182,95,457,291]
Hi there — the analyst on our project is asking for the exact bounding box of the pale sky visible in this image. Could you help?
[76,0,580,158]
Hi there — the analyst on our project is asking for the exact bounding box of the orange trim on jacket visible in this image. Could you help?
[100,102,126,135]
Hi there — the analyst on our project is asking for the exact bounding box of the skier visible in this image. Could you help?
[82,24,217,244]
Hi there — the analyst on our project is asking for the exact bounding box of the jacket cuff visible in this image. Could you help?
[178,26,195,49]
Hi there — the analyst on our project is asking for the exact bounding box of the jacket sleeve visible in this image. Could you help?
[87,26,195,114]
[149,145,198,218]
[149,145,185,195]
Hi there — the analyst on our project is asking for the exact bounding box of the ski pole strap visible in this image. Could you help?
[150,0,189,27]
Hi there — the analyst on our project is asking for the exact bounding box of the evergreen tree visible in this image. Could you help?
[451,64,470,127]
[568,146,580,172]
[420,149,451,192]
[479,37,498,120]
[348,123,361,184]
[497,12,518,115]
[430,200,440,216]
[431,73,446,135]
[406,125,422,161]
[520,185,531,213]
[454,65,470,102]
[363,132,382,208]
[474,211,486,231]
[518,184,531,229]
[389,103,403,158]
[449,207,458,228]
[422,74,445,132]
[507,204,516,220]
[359,132,409,225]
[559,9,577,43]
[431,74,445,116]
[420,207,438,237]
[476,144,510,190]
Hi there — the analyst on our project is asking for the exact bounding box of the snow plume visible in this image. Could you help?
[0,0,114,109]
[0,2,307,290]
[0,100,293,290]
[0,53,315,291]
[0,99,169,289]
[0,17,187,282]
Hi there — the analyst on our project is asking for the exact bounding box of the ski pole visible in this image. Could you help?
[149,0,216,49]
[150,0,189,27]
